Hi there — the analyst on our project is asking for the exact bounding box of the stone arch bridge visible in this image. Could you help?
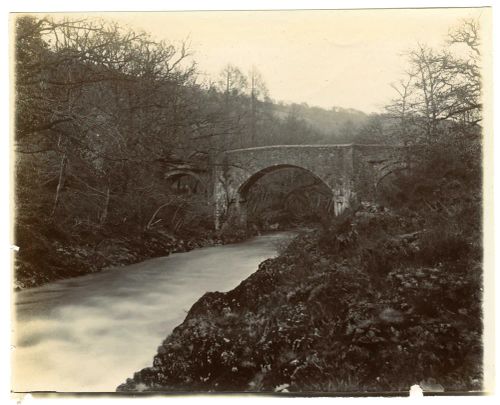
[166,144,407,230]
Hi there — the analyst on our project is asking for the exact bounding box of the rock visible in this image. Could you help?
[420,378,444,392]
[378,308,405,324]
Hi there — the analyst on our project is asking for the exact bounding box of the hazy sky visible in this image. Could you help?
[69,8,487,113]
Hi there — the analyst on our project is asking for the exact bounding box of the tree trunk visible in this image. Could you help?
[146,201,171,230]
[251,74,256,146]
[50,153,67,218]
[100,184,110,225]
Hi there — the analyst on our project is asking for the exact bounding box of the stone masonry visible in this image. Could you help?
[213,144,405,230]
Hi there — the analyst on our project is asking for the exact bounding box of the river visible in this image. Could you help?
[12,232,295,393]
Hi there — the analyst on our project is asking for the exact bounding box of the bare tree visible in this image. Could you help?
[248,66,269,145]
[217,64,248,104]
[385,18,482,147]
[15,15,197,227]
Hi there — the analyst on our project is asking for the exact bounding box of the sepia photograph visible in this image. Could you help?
[8,4,493,397]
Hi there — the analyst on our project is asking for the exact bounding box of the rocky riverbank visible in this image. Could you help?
[117,204,483,393]
[13,221,251,290]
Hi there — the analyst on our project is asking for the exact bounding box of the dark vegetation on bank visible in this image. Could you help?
[15,218,253,290]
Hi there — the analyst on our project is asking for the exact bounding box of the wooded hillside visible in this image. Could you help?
[14,16,371,288]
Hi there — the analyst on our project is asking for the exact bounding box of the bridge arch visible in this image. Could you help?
[234,164,337,228]
[238,164,332,200]
[164,169,206,194]
[213,144,405,230]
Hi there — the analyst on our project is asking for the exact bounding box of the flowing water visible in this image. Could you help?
[12,232,295,393]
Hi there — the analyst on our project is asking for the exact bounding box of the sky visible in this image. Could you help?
[102,8,490,113]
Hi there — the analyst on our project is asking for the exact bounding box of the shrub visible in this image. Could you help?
[417,229,471,265]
